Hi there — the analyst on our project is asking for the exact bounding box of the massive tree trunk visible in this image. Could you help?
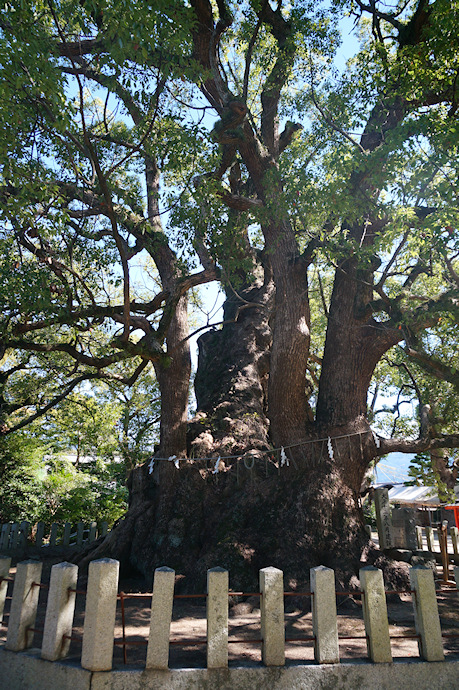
[81,255,406,590]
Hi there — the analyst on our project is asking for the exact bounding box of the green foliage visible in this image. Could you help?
[0,430,127,526]
[39,457,127,525]
[406,451,456,503]
[0,0,458,477]
[0,432,45,523]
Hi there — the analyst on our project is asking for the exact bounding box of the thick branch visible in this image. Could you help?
[405,346,459,391]
[377,434,459,456]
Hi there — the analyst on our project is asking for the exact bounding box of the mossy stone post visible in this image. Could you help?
[6,560,43,651]
[260,566,285,667]
[146,566,175,670]
[0,556,11,622]
[206,566,229,669]
[310,565,339,664]
[41,562,78,661]
[450,526,459,555]
[374,488,393,550]
[410,565,444,661]
[360,566,392,663]
[81,558,119,671]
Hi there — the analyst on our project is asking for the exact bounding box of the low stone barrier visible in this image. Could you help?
[1,557,459,688]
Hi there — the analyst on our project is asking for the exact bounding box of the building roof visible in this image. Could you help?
[388,483,459,507]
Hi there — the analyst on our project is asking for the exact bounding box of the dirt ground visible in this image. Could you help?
[1,555,459,669]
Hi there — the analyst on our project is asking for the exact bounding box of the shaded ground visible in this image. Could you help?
[1,554,459,669]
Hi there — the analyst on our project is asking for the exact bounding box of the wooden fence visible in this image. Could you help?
[0,521,110,552]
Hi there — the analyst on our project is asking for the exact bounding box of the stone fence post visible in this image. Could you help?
[360,566,392,662]
[41,562,78,661]
[450,526,459,555]
[6,560,43,651]
[410,565,444,661]
[310,565,339,664]
[260,566,285,667]
[146,566,175,670]
[374,488,393,550]
[81,558,119,671]
[207,566,229,668]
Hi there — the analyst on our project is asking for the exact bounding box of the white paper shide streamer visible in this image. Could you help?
[168,455,180,469]
[327,437,334,461]
[212,456,221,474]
[148,458,155,474]
[372,432,381,449]
[280,446,289,467]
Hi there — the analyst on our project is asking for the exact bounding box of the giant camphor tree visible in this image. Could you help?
[1,0,458,588]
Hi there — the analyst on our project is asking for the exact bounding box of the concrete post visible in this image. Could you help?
[450,527,459,555]
[0,556,12,622]
[0,523,11,551]
[416,526,423,550]
[6,560,43,651]
[146,566,175,669]
[49,523,59,547]
[62,523,72,547]
[374,488,393,550]
[76,522,84,547]
[206,567,228,669]
[41,562,78,661]
[360,566,392,663]
[101,521,109,538]
[35,522,45,548]
[89,522,97,543]
[364,524,372,538]
[410,565,444,661]
[81,558,119,671]
[310,565,339,664]
[426,526,435,552]
[454,566,459,589]
[260,566,285,667]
